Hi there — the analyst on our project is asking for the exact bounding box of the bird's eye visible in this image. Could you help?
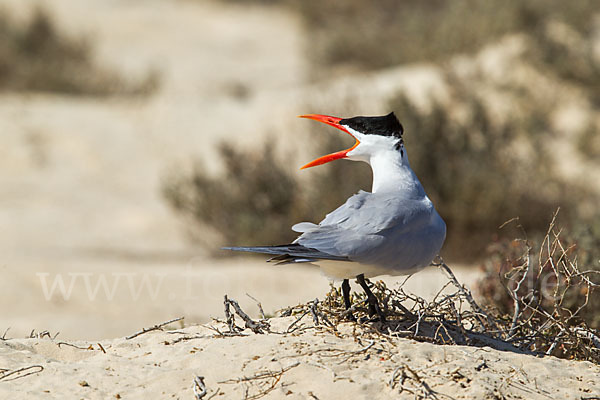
[394,139,404,152]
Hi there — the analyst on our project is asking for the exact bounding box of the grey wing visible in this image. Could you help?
[222,243,349,264]
[294,190,435,261]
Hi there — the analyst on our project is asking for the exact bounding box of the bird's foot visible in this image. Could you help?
[356,274,386,323]
[365,298,386,323]
[345,313,357,322]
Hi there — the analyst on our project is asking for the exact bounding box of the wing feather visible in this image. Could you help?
[222,243,349,262]
[295,190,436,263]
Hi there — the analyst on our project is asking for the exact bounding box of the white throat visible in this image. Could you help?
[369,149,425,197]
[342,126,426,197]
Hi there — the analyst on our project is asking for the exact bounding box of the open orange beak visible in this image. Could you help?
[298,114,360,169]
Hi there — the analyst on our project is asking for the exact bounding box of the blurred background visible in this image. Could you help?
[1,0,598,339]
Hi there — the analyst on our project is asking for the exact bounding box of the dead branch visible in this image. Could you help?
[476,210,600,363]
[389,365,404,389]
[224,296,270,334]
[433,257,498,334]
[97,343,106,353]
[310,298,320,325]
[218,362,300,384]
[224,296,240,333]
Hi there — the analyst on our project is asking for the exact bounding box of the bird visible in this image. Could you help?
[224,112,446,322]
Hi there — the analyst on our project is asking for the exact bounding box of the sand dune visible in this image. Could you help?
[2,316,599,399]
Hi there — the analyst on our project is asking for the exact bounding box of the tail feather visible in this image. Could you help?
[222,243,348,263]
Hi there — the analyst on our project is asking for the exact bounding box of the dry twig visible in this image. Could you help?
[57,342,92,350]
[224,296,270,334]
[0,365,44,382]
[477,210,600,363]
[433,257,498,334]
[218,362,299,400]
[29,330,59,340]
[193,375,207,399]
[246,293,266,320]
[126,317,184,340]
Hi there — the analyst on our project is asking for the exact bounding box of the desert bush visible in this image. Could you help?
[577,125,600,161]
[162,132,371,251]
[295,0,514,70]
[527,19,600,109]
[388,79,592,260]
[291,0,599,72]
[163,141,302,247]
[0,7,158,96]
[476,212,600,359]
[215,0,598,74]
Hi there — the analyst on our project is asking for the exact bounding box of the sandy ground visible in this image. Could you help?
[2,317,600,399]
[0,0,308,339]
[0,252,478,340]
[0,0,450,341]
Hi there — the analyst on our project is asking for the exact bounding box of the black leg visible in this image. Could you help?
[342,279,351,309]
[356,274,386,322]
[341,279,356,321]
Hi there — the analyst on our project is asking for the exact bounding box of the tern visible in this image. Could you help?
[225,112,446,321]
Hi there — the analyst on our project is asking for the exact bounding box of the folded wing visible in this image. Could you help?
[294,190,435,264]
[222,243,349,265]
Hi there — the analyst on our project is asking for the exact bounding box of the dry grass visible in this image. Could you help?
[162,141,304,248]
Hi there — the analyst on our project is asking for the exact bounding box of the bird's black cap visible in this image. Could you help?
[339,112,403,138]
